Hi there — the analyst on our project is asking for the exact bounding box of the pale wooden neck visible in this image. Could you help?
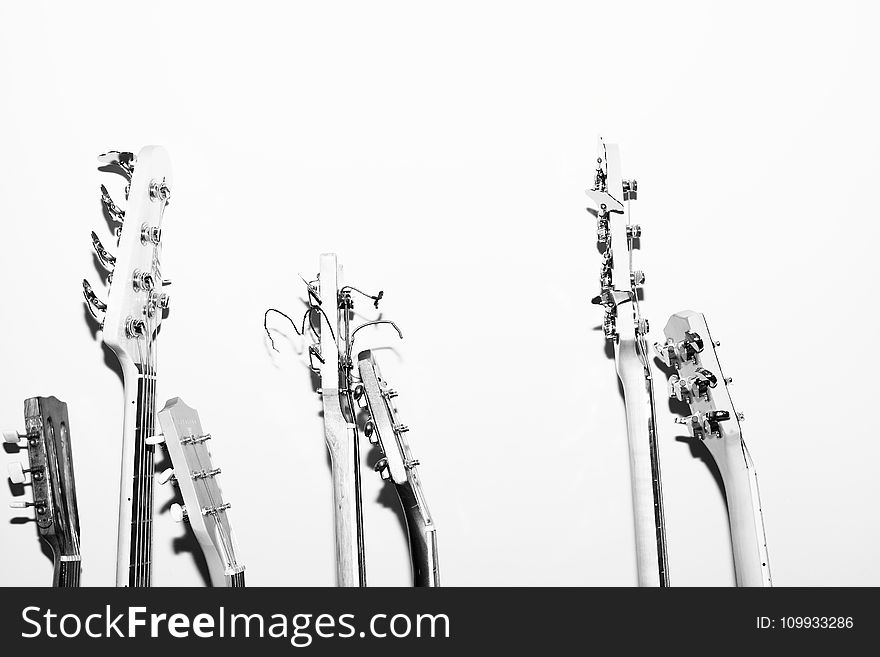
[615,337,669,587]
[322,389,366,587]
[714,439,773,587]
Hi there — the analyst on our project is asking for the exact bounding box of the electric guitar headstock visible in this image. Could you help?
[586,137,646,342]
[656,313,773,586]
[655,310,744,449]
[4,397,81,587]
[355,350,440,587]
[84,146,172,371]
[154,397,245,587]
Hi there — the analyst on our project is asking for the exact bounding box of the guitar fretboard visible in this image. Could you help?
[129,373,157,587]
[55,559,82,588]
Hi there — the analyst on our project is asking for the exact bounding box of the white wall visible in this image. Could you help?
[1,1,878,586]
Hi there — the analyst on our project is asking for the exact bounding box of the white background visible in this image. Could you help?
[1,1,878,586]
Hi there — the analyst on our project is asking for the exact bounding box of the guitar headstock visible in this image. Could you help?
[655,310,744,443]
[5,397,81,561]
[355,350,419,486]
[84,146,172,369]
[155,397,244,584]
[586,138,646,342]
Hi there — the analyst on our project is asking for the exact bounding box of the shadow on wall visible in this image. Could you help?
[156,447,212,586]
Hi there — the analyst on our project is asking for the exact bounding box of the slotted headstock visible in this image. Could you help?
[84,146,172,369]
[156,398,244,586]
[355,350,440,586]
[5,397,81,581]
[655,311,743,444]
[356,351,419,486]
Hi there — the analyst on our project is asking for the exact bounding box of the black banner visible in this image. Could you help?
[0,587,870,653]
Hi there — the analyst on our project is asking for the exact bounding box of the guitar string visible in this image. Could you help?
[627,194,669,585]
[135,335,146,586]
[147,200,165,587]
[146,313,155,587]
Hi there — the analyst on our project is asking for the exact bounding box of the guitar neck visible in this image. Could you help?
[716,440,773,586]
[53,556,82,588]
[615,336,670,587]
[322,389,367,587]
[116,370,157,587]
[395,475,440,587]
[227,570,246,588]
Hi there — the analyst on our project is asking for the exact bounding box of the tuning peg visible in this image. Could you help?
[145,434,165,446]
[149,180,171,203]
[353,385,367,409]
[141,225,162,245]
[3,430,24,444]
[82,279,107,324]
[9,500,44,514]
[97,151,135,179]
[170,503,188,523]
[8,462,27,485]
[364,420,378,444]
[374,458,391,481]
[157,468,176,485]
[631,270,646,286]
[90,231,116,270]
[100,184,125,223]
[736,411,745,421]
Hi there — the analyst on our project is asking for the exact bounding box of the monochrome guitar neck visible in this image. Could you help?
[658,311,772,587]
[587,138,669,587]
[5,396,82,587]
[85,146,173,587]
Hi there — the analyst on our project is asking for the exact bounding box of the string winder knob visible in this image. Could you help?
[3,430,24,444]
[374,458,391,481]
[364,420,378,444]
[8,462,27,485]
[157,468,176,485]
[170,503,188,523]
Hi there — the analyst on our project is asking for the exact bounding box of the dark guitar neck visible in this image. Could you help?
[128,374,157,587]
[53,558,82,588]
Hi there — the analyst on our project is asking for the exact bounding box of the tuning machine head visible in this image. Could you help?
[3,429,26,445]
[82,279,107,326]
[353,384,367,409]
[374,458,391,481]
[675,410,731,440]
[170,503,188,523]
[668,367,718,403]
[364,419,378,445]
[100,184,125,224]
[91,231,116,271]
[97,151,136,180]
[655,330,704,368]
